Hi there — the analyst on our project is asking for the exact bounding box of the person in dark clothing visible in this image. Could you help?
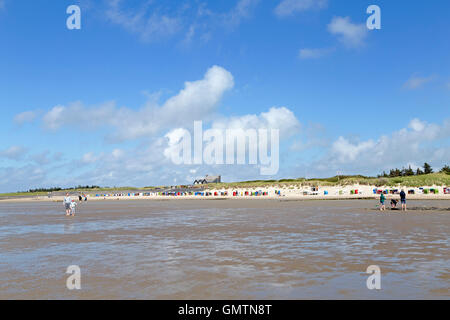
[400,190,407,211]
[390,199,398,209]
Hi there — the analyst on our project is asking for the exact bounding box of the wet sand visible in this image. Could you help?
[0,199,449,299]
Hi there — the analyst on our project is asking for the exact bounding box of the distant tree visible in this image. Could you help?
[416,168,424,175]
[404,165,414,176]
[423,162,433,174]
[440,165,450,174]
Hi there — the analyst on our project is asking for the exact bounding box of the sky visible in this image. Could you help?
[0,0,449,192]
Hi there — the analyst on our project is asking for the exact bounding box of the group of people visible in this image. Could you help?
[379,190,407,211]
[64,193,76,216]
[64,193,87,216]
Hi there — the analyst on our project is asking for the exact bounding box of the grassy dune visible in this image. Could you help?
[204,173,450,189]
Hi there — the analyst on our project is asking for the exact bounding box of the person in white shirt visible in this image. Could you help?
[64,193,72,216]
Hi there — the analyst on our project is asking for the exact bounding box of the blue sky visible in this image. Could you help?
[1,0,449,192]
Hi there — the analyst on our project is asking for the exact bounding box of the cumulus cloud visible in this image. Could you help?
[298,47,333,59]
[162,106,300,172]
[14,111,37,125]
[210,106,300,137]
[40,65,234,140]
[403,74,435,90]
[317,118,450,175]
[275,0,327,17]
[328,16,368,48]
[0,146,28,161]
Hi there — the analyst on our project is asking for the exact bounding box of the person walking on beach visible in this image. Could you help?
[64,193,72,216]
[379,192,386,211]
[400,189,407,211]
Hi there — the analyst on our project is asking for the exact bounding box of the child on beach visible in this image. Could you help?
[69,200,77,216]
[390,199,398,209]
[379,193,386,211]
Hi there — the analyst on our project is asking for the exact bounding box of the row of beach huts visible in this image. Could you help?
[93,186,450,198]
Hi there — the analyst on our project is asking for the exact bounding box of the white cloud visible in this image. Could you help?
[0,146,28,161]
[403,74,435,90]
[275,0,327,17]
[82,152,101,164]
[210,106,300,138]
[105,0,181,42]
[409,118,426,132]
[103,0,258,44]
[163,128,191,162]
[40,65,234,141]
[318,118,450,174]
[298,47,333,59]
[0,165,47,192]
[226,0,260,27]
[328,16,368,48]
[162,106,300,169]
[14,111,37,125]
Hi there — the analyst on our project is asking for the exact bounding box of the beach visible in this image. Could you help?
[0,199,448,299]
[1,183,449,203]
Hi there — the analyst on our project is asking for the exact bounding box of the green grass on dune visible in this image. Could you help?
[204,173,450,189]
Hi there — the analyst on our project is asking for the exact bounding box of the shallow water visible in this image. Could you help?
[0,199,448,299]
